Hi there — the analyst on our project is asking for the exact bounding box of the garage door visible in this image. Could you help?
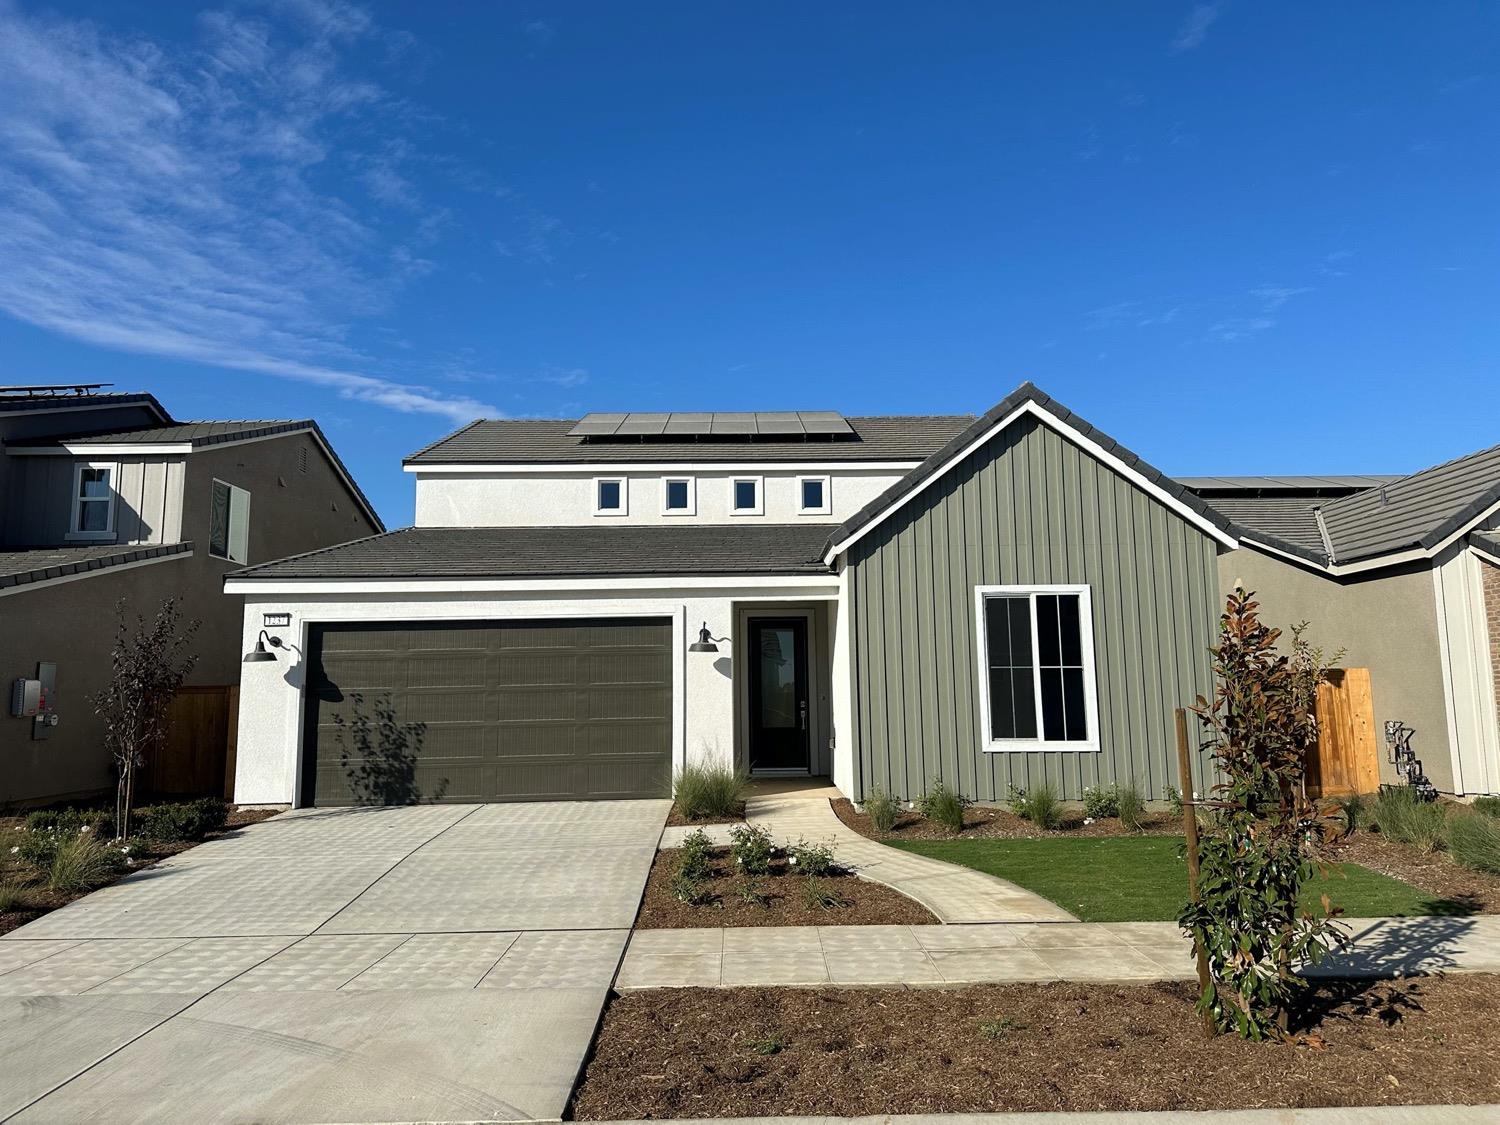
[301,618,673,805]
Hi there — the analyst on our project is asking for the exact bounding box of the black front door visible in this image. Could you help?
[748,618,810,772]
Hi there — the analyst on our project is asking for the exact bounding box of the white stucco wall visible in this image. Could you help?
[230,578,842,805]
[412,467,909,527]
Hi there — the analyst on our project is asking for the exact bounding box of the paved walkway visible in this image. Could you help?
[745,794,1077,923]
[619,914,1500,989]
[1,800,669,1124]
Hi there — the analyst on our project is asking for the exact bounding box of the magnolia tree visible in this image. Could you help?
[1178,589,1347,1039]
[91,597,200,838]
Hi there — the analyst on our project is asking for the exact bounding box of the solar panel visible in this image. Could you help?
[567,413,627,437]
[663,412,714,435]
[570,411,853,440]
[710,413,759,435]
[755,411,805,435]
[798,412,853,435]
[615,412,670,436]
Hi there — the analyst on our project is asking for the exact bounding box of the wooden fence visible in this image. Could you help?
[1308,667,1380,797]
[142,685,239,800]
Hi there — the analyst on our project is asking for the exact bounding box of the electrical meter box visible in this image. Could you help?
[11,678,41,717]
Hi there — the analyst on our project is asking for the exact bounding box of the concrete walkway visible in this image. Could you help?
[745,793,1077,923]
[619,914,1500,989]
[1,800,669,1124]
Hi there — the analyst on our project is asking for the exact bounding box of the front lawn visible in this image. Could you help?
[889,836,1470,922]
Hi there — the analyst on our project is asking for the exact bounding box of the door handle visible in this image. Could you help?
[799,701,807,731]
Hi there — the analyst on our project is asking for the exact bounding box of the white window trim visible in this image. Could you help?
[728,475,764,516]
[593,476,628,516]
[796,474,832,516]
[66,461,118,541]
[973,583,1100,754]
[209,478,252,565]
[661,476,696,516]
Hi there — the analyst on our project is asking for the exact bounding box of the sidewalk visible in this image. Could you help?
[618,914,1500,989]
[745,793,1076,923]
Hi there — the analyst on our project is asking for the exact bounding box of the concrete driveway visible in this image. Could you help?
[0,800,669,1124]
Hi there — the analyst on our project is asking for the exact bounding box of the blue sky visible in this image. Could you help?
[1,1,1496,525]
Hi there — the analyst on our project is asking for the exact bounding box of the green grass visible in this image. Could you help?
[889,836,1472,922]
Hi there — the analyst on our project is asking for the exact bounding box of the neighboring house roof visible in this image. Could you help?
[0,543,192,593]
[1193,495,1329,559]
[0,390,170,420]
[823,382,1240,564]
[225,524,838,581]
[402,416,974,466]
[1176,474,1398,492]
[9,420,310,449]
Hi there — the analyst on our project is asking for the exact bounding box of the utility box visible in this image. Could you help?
[11,678,41,718]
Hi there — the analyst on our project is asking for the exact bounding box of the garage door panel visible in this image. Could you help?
[303,618,673,804]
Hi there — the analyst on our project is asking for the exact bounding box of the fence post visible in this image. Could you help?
[1176,707,1215,1038]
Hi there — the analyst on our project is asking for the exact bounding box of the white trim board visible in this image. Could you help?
[224,574,842,596]
[823,400,1240,564]
[404,460,924,475]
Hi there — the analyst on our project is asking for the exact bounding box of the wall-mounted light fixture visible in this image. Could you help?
[242,630,287,663]
[688,621,724,654]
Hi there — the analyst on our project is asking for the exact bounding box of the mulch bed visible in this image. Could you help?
[0,806,280,935]
[636,847,938,928]
[833,797,1178,841]
[571,975,1500,1118]
[665,804,746,827]
[1325,830,1500,915]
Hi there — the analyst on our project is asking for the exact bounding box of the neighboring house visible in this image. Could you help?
[0,384,383,806]
[227,382,1242,808]
[1184,448,1500,798]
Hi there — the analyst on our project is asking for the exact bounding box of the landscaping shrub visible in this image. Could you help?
[1082,784,1120,820]
[0,880,33,913]
[744,1032,787,1056]
[1473,796,1500,819]
[134,798,228,843]
[23,807,114,838]
[918,779,968,833]
[14,831,63,871]
[1371,787,1447,853]
[1009,783,1061,830]
[47,834,128,892]
[862,787,899,833]
[976,1016,1024,1039]
[728,824,776,876]
[1448,811,1500,875]
[788,838,841,877]
[677,829,716,883]
[1335,794,1364,837]
[736,878,769,907]
[1165,785,1184,819]
[801,876,849,910]
[672,761,747,820]
[1117,781,1146,832]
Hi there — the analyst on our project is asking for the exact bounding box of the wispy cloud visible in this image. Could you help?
[1250,285,1313,311]
[1206,316,1275,342]
[0,0,499,424]
[1171,3,1223,52]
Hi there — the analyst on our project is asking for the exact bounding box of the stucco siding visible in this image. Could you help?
[1219,548,1454,791]
[846,414,1221,803]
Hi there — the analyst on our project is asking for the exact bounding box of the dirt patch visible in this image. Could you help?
[665,804,746,827]
[0,806,281,935]
[636,847,937,928]
[832,797,1178,841]
[571,975,1500,1118]
[1326,830,1500,915]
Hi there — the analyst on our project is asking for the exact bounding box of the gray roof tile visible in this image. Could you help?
[13,420,311,448]
[1195,495,1328,557]
[0,543,193,590]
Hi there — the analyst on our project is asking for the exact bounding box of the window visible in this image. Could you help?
[662,476,695,515]
[729,476,763,516]
[594,476,627,516]
[209,479,251,564]
[974,585,1098,752]
[68,463,117,539]
[797,475,831,515]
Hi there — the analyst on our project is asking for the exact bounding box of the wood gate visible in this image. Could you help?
[143,686,239,800]
[1308,667,1380,796]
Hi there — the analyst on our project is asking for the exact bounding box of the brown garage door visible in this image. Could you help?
[301,618,673,805]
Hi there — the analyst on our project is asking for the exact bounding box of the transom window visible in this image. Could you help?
[729,476,763,516]
[69,463,117,538]
[662,476,695,515]
[594,477,626,515]
[797,475,831,515]
[974,585,1098,751]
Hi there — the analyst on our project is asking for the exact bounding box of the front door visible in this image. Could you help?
[748,618,810,772]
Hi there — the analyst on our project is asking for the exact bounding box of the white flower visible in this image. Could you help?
[789,855,798,866]
[80,825,90,833]
[8,846,16,854]
[1083,817,1095,825]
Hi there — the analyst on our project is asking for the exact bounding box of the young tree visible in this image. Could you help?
[1178,589,1347,1039]
[92,597,201,838]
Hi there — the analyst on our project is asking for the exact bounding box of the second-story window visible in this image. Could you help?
[662,476,695,515]
[730,476,763,516]
[209,479,252,564]
[594,477,627,516]
[797,475,832,516]
[69,463,117,538]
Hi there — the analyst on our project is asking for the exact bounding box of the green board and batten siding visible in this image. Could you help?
[846,413,1221,803]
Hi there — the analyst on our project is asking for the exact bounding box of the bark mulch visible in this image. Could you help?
[570,975,1500,1118]
[1326,830,1500,915]
[833,796,1178,841]
[636,847,938,928]
[0,806,280,935]
[665,804,746,827]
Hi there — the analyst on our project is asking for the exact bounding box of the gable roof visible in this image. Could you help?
[822,382,1240,564]
[8,420,314,451]
[402,415,974,466]
[0,542,192,593]
[225,524,836,582]
[0,391,170,420]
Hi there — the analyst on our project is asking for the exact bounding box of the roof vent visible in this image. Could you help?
[568,411,855,442]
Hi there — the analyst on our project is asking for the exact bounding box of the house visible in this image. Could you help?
[0,383,383,806]
[226,382,1243,807]
[1184,446,1500,798]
